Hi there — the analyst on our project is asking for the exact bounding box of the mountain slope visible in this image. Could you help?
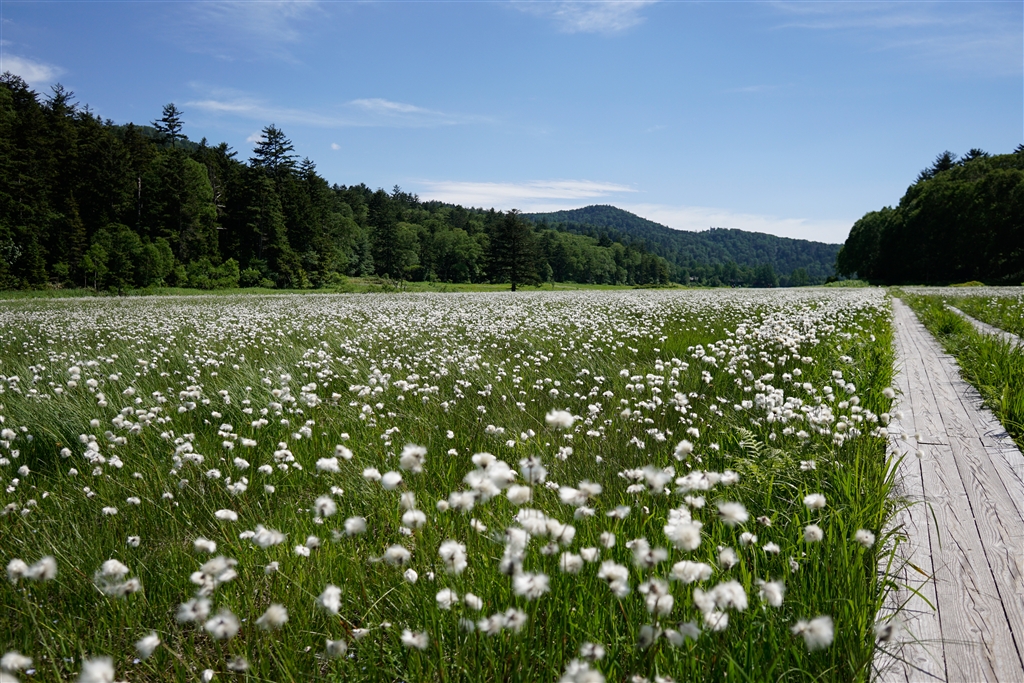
[525,205,840,281]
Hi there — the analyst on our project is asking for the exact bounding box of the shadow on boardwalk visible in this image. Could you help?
[874,299,1024,682]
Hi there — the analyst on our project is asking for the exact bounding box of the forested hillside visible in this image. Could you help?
[0,74,678,290]
[837,148,1024,285]
[527,205,841,286]
[0,74,833,291]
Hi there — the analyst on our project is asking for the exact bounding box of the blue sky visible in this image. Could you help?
[1,1,1020,243]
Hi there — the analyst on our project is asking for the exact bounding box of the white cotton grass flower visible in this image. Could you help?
[560,658,605,683]
[506,485,532,505]
[855,529,876,548]
[256,603,289,630]
[214,509,238,522]
[382,545,412,566]
[579,642,605,661]
[380,471,403,490]
[1,652,32,672]
[559,552,584,574]
[402,509,427,529]
[716,502,749,527]
[756,579,786,608]
[545,409,575,429]
[326,638,348,658]
[314,495,337,518]
[6,559,29,584]
[318,585,342,614]
[436,588,459,610]
[803,524,824,542]
[404,568,419,583]
[882,387,896,400]
[670,560,713,584]
[439,540,468,574]
[673,439,694,460]
[176,597,211,623]
[464,593,483,611]
[664,519,703,551]
[717,547,739,570]
[400,491,417,511]
[513,572,550,600]
[792,615,835,651]
[344,516,367,535]
[194,537,217,554]
[252,525,286,548]
[362,467,382,482]
[77,656,115,683]
[399,444,427,473]
[134,632,160,660]
[316,457,341,473]
[803,493,826,510]
[204,609,240,640]
[400,629,429,650]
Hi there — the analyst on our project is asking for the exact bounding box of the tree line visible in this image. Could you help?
[0,74,680,291]
[837,147,1024,285]
[1,74,827,291]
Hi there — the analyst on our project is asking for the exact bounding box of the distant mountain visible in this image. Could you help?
[525,205,840,283]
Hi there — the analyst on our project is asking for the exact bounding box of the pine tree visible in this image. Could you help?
[152,103,184,147]
[489,209,540,291]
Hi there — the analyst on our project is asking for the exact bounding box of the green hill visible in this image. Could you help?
[526,205,840,284]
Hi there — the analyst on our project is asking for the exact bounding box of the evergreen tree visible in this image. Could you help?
[489,209,540,291]
[152,103,184,148]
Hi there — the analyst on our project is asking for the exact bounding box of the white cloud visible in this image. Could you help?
[769,1,1022,76]
[417,179,636,209]
[1,54,64,87]
[619,203,851,244]
[246,131,264,143]
[516,0,659,34]
[187,86,482,129]
[330,142,341,151]
[189,0,322,43]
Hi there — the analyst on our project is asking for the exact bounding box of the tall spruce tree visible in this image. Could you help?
[489,209,539,291]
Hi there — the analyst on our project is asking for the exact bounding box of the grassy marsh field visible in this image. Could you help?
[1,289,901,682]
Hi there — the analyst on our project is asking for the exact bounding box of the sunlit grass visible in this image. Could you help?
[1,290,898,682]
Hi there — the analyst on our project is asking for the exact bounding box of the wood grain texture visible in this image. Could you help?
[874,300,1024,682]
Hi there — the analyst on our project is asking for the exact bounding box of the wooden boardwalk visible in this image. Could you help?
[875,299,1024,682]
[947,305,1024,347]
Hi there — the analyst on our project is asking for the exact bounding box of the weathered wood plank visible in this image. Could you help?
[878,299,1024,682]
[947,305,1023,347]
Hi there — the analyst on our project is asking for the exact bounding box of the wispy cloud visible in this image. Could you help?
[723,84,781,94]
[620,203,852,244]
[187,86,484,128]
[417,179,636,209]
[769,1,1022,76]
[515,1,659,34]
[172,0,325,61]
[0,54,64,87]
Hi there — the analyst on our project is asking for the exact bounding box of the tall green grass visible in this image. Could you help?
[0,292,900,682]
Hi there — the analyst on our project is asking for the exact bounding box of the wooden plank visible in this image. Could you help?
[875,306,946,682]
[882,299,1024,681]
[947,305,1023,347]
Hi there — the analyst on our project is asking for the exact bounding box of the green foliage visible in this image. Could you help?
[0,77,839,293]
[838,149,1024,284]
[527,205,839,285]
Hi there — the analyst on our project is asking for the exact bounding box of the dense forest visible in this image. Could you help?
[527,206,840,286]
[837,148,1024,285]
[0,74,833,291]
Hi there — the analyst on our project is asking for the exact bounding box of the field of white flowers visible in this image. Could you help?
[0,289,900,682]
